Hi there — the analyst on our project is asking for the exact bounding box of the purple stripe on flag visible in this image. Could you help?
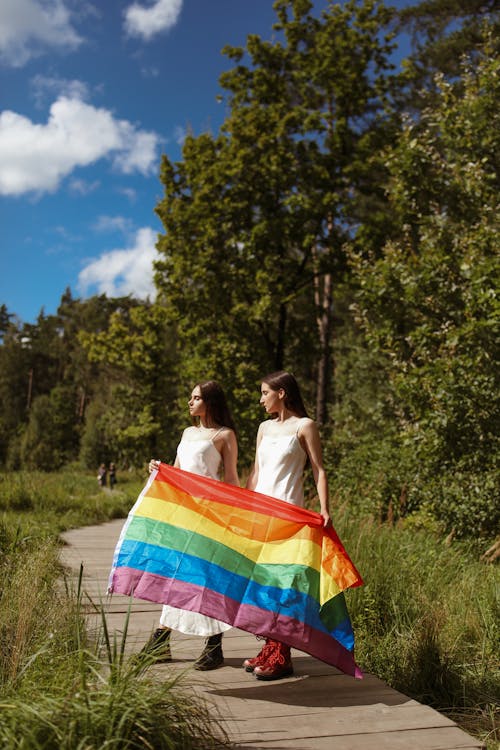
[112,566,362,678]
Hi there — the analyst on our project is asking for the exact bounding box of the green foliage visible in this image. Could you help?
[396,0,500,101]
[0,468,143,536]
[21,385,81,470]
[0,491,229,749]
[411,470,499,540]
[78,396,111,469]
[81,381,161,468]
[0,320,32,465]
[349,35,500,537]
[20,393,61,470]
[79,303,179,467]
[0,673,230,749]
[335,512,500,748]
[0,531,81,691]
[0,293,167,471]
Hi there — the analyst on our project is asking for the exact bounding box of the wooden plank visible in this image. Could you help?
[223,703,456,740]
[226,728,483,750]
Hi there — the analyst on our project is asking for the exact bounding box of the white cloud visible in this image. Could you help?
[140,65,160,78]
[92,215,133,234]
[45,223,82,255]
[78,227,159,299]
[69,178,100,195]
[113,130,159,174]
[0,0,82,67]
[31,74,90,108]
[0,96,161,196]
[124,0,182,41]
[117,186,138,203]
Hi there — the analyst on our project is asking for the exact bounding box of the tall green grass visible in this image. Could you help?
[0,590,229,749]
[0,531,82,691]
[0,467,142,536]
[0,682,229,750]
[0,469,230,749]
[0,525,229,748]
[334,512,499,749]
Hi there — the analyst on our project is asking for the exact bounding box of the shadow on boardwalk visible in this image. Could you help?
[60,519,484,750]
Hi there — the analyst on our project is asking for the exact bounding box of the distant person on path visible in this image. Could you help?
[108,462,117,489]
[243,370,333,681]
[97,463,107,488]
[143,379,239,670]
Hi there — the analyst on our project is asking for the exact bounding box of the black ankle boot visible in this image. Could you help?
[194,633,224,671]
[140,627,172,663]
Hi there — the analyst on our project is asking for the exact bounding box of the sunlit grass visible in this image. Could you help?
[0,467,142,536]
[334,511,500,750]
[0,468,230,748]
[0,532,229,749]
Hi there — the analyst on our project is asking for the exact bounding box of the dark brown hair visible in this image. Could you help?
[196,380,237,432]
[261,371,309,418]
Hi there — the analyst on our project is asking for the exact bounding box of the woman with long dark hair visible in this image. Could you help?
[243,370,331,680]
[143,379,239,670]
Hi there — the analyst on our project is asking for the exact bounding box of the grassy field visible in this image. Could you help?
[335,513,499,749]
[0,468,498,748]
[0,468,230,749]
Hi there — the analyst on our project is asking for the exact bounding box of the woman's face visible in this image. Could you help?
[188,386,206,419]
[260,382,282,413]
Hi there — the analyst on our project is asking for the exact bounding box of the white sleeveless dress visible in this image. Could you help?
[159,431,232,636]
[254,419,307,506]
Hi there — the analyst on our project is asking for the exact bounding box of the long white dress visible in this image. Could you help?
[254,418,307,507]
[158,430,232,636]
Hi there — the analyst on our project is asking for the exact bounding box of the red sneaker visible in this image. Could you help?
[254,641,293,681]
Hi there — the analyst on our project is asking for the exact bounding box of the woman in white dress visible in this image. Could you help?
[243,370,331,680]
[143,380,239,670]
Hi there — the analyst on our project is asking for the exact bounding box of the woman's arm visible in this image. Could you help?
[220,429,240,486]
[300,419,331,527]
[245,422,264,490]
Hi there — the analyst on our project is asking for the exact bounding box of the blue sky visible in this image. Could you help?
[0,0,411,325]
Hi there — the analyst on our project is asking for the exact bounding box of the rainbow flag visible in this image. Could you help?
[109,464,363,678]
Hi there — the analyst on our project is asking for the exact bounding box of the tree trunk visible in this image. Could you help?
[275,303,287,371]
[313,248,333,425]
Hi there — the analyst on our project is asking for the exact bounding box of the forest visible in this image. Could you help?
[0,0,498,545]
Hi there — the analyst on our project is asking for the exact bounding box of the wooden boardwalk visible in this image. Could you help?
[60,519,484,750]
